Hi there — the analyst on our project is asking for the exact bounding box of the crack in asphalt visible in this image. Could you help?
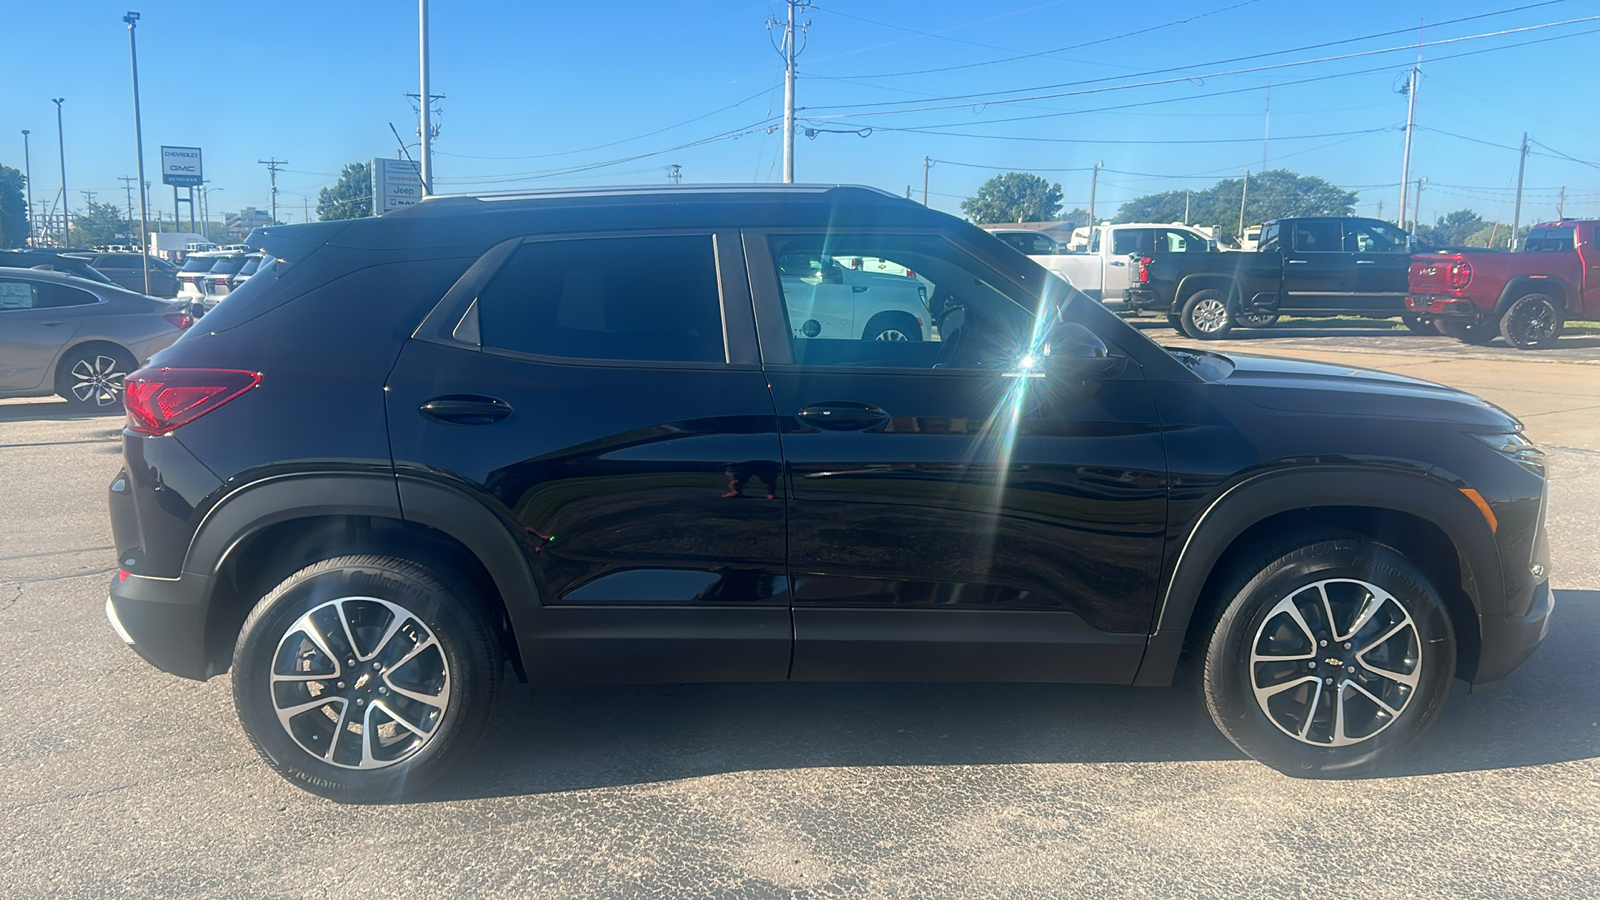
[0,545,114,563]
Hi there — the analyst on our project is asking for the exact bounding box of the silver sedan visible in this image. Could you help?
[0,267,193,411]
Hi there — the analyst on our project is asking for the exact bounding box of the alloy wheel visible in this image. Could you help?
[1191,297,1229,333]
[1249,578,1421,747]
[268,596,451,770]
[69,355,128,407]
[873,328,911,341]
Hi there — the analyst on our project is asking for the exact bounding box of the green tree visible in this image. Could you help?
[1112,170,1357,242]
[1464,222,1528,249]
[1414,209,1488,248]
[960,172,1063,224]
[70,200,130,249]
[317,162,373,220]
[0,165,27,248]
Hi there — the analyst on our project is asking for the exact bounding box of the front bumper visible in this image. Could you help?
[1472,578,1554,690]
[107,569,216,681]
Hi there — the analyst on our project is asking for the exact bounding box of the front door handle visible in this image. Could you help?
[1287,259,1309,264]
[1356,260,1376,265]
[798,401,889,431]
[419,394,513,425]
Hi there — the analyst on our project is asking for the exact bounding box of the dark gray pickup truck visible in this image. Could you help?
[1126,216,1431,339]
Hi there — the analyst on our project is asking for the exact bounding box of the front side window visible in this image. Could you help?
[1259,224,1280,252]
[1111,229,1152,256]
[1155,229,1205,252]
[475,235,725,364]
[1292,221,1341,253]
[1345,221,1407,253]
[767,233,1036,370]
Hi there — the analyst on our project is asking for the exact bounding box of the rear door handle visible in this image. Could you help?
[798,402,889,431]
[1287,259,1309,264]
[1356,260,1376,265]
[419,395,513,425]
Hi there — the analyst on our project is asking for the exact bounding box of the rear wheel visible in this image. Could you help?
[1179,290,1233,340]
[1497,292,1564,350]
[56,346,136,411]
[1201,538,1455,777]
[1434,316,1496,346]
[232,555,501,802]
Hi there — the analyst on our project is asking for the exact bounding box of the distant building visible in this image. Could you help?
[224,207,275,239]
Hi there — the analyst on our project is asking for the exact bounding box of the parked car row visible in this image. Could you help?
[176,250,265,308]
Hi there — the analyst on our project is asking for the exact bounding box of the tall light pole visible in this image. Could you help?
[52,98,68,246]
[125,12,151,293]
[419,0,432,194]
[782,0,797,183]
[1397,63,1419,229]
[20,130,33,245]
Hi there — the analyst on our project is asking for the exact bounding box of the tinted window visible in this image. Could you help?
[1111,229,1152,256]
[1259,224,1280,252]
[476,235,725,363]
[995,232,1060,255]
[0,279,97,310]
[1292,221,1341,252]
[1344,220,1407,253]
[1524,227,1575,252]
[1154,229,1206,252]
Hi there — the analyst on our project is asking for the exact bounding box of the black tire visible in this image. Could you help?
[862,311,922,342]
[1179,289,1233,340]
[232,555,501,802]
[1400,313,1434,335]
[1497,292,1564,350]
[1434,316,1496,346]
[1166,314,1183,332]
[1201,538,1455,777]
[55,345,137,411]
[1235,310,1280,328]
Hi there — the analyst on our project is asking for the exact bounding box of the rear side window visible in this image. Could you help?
[475,235,725,364]
[1111,229,1151,256]
[0,279,97,310]
[1524,227,1576,252]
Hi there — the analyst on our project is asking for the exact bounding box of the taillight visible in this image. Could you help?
[1138,256,1152,284]
[1448,260,1472,290]
[124,368,261,435]
[163,313,194,330]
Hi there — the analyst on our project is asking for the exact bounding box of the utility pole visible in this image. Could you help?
[1088,162,1102,224]
[418,0,433,194]
[125,11,150,291]
[1239,170,1250,238]
[1396,43,1421,229]
[1184,190,1190,225]
[922,156,931,206]
[53,98,68,246]
[118,177,136,228]
[1411,177,1426,232]
[1510,132,1529,250]
[20,130,33,245]
[1558,186,1565,220]
[303,197,310,224]
[666,164,681,184]
[1262,83,1271,172]
[781,0,798,183]
[258,158,286,224]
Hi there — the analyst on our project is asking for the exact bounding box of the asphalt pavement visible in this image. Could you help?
[1,332,1597,897]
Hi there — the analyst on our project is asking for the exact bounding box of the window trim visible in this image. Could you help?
[413,229,756,370]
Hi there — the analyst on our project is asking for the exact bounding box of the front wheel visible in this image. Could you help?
[1201,538,1455,777]
[1179,290,1233,340]
[1434,316,1496,346]
[232,555,501,802]
[1498,292,1564,350]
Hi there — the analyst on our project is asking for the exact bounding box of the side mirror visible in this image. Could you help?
[1004,322,1125,380]
[1207,239,1219,252]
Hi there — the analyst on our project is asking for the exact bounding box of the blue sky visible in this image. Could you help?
[4,0,1598,228]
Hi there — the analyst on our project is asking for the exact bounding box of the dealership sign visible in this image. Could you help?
[160,146,203,186]
[371,157,423,214]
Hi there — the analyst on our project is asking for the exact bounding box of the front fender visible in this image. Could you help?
[1133,466,1501,686]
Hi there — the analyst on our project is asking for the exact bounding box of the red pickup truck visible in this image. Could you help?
[1407,219,1599,349]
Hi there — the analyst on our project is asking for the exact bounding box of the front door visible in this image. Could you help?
[1281,219,1354,313]
[385,231,791,685]
[748,229,1166,684]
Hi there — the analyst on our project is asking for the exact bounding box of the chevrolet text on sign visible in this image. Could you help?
[161,146,204,187]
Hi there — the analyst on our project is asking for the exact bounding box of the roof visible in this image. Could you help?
[387,183,903,217]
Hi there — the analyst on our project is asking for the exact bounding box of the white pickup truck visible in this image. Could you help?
[777,253,933,342]
[988,223,1214,304]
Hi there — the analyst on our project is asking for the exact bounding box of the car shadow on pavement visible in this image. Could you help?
[428,589,1598,802]
[0,400,122,423]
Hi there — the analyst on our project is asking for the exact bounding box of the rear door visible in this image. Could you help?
[0,277,86,392]
[1344,219,1411,312]
[1103,228,1153,301]
[1583,224,1600,316]
[1281,219,1353,312]
[385,231,791,685]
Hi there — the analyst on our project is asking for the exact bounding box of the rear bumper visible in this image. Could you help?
[107,570,216,681]
[1407,295,1482,318]
[1125,289,1162,311]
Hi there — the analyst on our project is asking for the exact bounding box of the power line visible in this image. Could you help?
[801,15,1600,119]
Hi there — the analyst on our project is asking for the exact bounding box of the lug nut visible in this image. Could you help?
[1325,678,1334,685]
[1309,661,1317,668]
[357,698,365,706]
[1319,640,1328,647]
[1347,666,1356,673]
[336,682,346,689]
[1343,642,1352,650]
[347,659,356,667]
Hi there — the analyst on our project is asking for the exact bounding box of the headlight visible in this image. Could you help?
[1472,431,1545,475]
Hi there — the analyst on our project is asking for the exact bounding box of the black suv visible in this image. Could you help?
[106,186,1553,801]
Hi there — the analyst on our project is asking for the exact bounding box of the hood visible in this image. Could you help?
[1219,352,1519,431]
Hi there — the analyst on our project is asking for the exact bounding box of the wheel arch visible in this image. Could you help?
[1495,275,1575,316]
[1134,467,1502,688]
[186,473,530,681]
[1174,274,1242,310]
[54,338,135,384]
